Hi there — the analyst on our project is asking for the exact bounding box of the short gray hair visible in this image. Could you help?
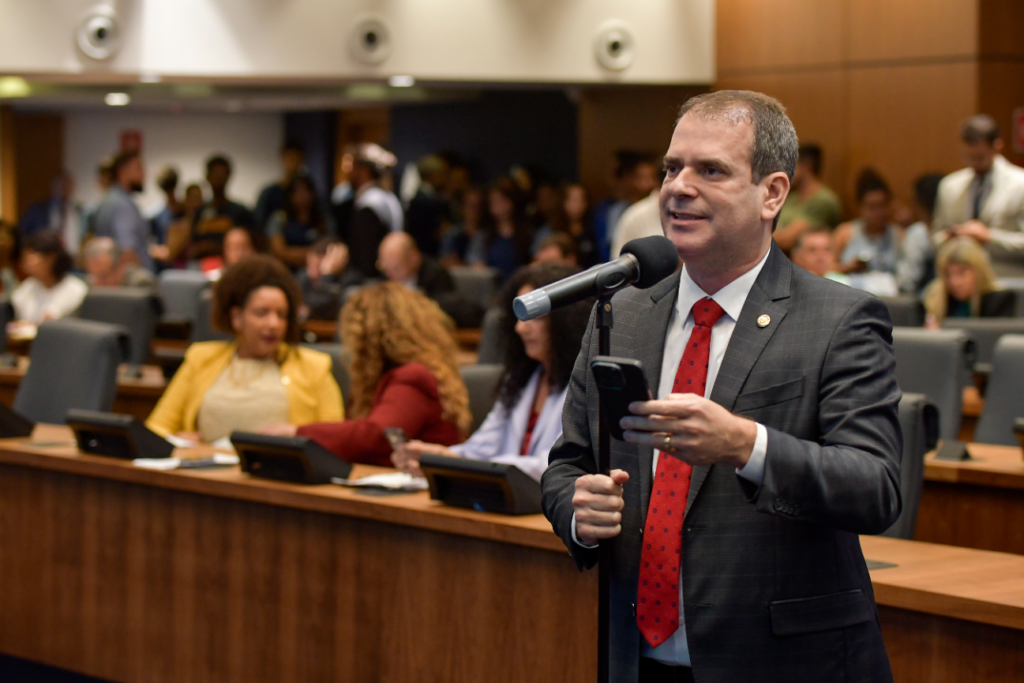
[677,90,798,184]
[83,236,120,262]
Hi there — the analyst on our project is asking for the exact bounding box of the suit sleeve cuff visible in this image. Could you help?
[570,511,599,549]
[736,422,768,486]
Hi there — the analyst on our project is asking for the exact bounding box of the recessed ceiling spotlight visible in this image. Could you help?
[388,75,415,88]
[139,72,161,84]
[105,92,130,106]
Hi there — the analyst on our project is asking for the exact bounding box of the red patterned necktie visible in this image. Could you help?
[637,297,725,648]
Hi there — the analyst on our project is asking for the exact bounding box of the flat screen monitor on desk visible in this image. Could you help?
[419,455,542,515]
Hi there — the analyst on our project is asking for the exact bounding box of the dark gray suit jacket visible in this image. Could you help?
[542,243,902,683]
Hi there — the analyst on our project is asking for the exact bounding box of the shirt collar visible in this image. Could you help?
[676,247,772,324]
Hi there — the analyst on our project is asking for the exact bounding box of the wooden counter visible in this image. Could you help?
[0,362,166,422]
[916,443,1024,556]
[0,427,1022,682]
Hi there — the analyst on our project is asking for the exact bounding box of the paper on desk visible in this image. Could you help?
[164,434,235,452]
[133,453,240,470]
[331,472,428,491]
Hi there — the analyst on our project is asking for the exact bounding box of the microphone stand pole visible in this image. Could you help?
[595,293,614,683]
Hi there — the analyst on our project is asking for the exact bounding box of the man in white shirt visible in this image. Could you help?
[933,114,1024,276]
[542,91,901,683]
[610,190,662,259]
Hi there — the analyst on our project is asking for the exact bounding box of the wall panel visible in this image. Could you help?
[978,61,1024,168]
[846,0,976,62]
[717,0,844,75]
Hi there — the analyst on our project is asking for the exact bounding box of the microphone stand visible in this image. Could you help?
[595,292,614,683]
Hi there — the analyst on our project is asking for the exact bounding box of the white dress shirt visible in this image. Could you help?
[571,247,771,667]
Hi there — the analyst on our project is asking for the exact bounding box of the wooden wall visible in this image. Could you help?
[0,109,64,225]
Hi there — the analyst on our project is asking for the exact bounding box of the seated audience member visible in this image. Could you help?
[933,114,1024,277]
[541,184,599,268]
[484,178,533,281]
[191,155,255,260]
[0,223,21,294]
[334,143,402,278]
[789,227,849,285]
[11,231,88,325]
[266,173,335,269]
[17,170,83,258]
[610,187,660,261]
[532,233,578,266]
[923,237,1016,328]
[392,263,592,482]
[201,226,255,280]
[148,166,182,248]
[439,187,487,268]
[263,283,471,466]
[898,173,944,294]
[773,143,843,252]
[153,183,204,268]
[254,140,305,232]
[405,155,451,256]
[834,169,905,295]
[82,237,155,289]
[297,237,364,321]
[145,255,343,442]
[595,151,659,261]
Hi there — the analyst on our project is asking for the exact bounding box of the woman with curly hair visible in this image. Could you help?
[146,254,343,441]
[264,282,471,466]
[391,262,593,482]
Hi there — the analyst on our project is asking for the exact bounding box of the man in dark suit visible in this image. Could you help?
[542,90,902,683]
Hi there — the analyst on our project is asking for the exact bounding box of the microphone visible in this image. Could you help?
[513,235,679,321]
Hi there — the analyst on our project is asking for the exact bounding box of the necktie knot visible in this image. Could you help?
[691,298,725,329]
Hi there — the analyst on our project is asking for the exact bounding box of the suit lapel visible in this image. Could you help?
[686,243,793,515]
[636,273,679,518]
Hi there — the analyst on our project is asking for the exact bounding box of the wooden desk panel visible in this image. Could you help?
[917,443,1024,555]
[1,431,1023,682]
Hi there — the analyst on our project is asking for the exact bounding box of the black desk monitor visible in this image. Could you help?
[66,409,174,459]
[0,402,35,439]
[419,455,542,515]
[231,431,352,484]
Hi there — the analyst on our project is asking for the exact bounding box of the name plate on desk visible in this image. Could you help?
[66,409,174,459]
[231,431,352,484]
[934,439,972,462]
[419,455,542,515]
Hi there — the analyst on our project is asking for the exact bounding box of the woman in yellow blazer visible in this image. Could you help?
[146,255,343,441]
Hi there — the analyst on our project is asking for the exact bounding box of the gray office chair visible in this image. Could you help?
[878,295,925,328]
[158,270,209,324]
[14,319,131,424]
[974,334,1024,446]
[448,266,502,312]
[77,287,161,367]
[941,318,1024,375]
[460,364,505,433]
[995,277,1024,317]
[891,327,973,441]
[881,393,938,540]
[476,307,508,365]
[300,342,351,402]
[190,288,232,343]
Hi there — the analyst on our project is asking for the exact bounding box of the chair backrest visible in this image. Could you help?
[459,364,505,433]
[448,266,502,312]
[77,287,160,366]
[190,288,232,343]
[14,319,130,423]
[890,327,973,441]
[941,318,1024,369]
[996,278,1024,317]
[878,295,925,328]
[300,342,351,402]
[881,392,938,540]
[476,306,508,366]
[158,270,209,323]
[974,334,1024,446]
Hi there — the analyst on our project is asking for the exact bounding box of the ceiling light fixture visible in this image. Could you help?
[388,75,415,88]
[105,92,130,106]
[0,77,31,98]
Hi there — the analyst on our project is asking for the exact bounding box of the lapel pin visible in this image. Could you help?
[757,314,771,328]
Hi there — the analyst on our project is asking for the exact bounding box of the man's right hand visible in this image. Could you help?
[572,469,629,545]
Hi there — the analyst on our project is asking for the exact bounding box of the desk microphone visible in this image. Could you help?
[513,235,678,321]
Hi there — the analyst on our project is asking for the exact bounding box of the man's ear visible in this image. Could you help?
[761,171,791,224]
[993,138,1005,154]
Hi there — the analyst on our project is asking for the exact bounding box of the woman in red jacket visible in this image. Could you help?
[261,282,471,465]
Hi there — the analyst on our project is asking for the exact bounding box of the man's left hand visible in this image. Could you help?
[620,393,757,469]
[953,220,991,244]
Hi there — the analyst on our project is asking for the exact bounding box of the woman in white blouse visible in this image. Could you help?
[11,231,88,325]
[391,262,594,482]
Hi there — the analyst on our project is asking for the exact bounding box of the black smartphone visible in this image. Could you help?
[384,427,408,450]
[591,356,652,441]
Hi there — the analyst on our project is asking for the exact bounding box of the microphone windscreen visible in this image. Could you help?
[620,236,679,288]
